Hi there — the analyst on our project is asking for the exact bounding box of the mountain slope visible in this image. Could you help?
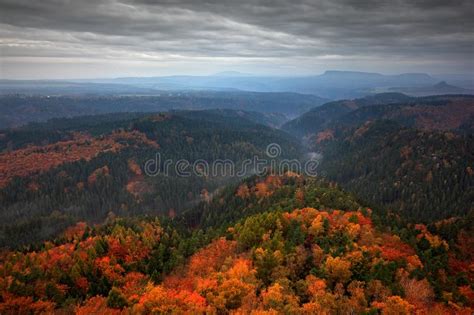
[283,94,474,222]
[0,111,302,247]
[282,93,413,137]
[170,108,287,128]
[0,174,471,313]
[319,120,474,222]
[284,94,474,138]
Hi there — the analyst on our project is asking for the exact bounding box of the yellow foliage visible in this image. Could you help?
[209,278,255,311]
[226,259,256,283]
[347,223,361,239]
[325,256,352,284]
[261,283,299,312]
[373,296,414,315]
[309,215,324,235]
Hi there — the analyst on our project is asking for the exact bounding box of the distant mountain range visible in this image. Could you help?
[388,81,472,96]
[2,71,472,99]
[81,71,452,99]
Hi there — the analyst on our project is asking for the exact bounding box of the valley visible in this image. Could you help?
[0,92,472,313]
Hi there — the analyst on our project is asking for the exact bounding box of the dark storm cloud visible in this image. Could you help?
[0,0,472,78]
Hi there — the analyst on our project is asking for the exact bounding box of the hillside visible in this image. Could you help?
[282,93,474,137]
[169,108,287,128]
[0,174,471,313]
[0,111,302,247]
[318,120,474,222]
[0,92,327,128]
[282,94,474,223]
[282,93,412,137]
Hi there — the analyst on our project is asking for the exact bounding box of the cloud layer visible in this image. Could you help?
[0,0,473,78]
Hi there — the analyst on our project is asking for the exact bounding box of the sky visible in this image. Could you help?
[0,0,473,79]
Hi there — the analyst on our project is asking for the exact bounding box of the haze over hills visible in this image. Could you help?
[2,71,471,100]
[388,81,472,96]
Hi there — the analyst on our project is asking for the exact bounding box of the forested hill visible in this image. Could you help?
[0,174,471,313]
[0,91,328,128]
[281,93,412,137]
[0,110,302,247]
[169,108,288,128]
[280,93,474,223]
[318,120,474,222]
[282,93,474,137]
[0,109,290,151]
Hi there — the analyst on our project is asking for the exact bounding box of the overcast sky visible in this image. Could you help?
[0,0,473,79]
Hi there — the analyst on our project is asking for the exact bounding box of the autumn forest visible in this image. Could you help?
[0,91,471,314]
